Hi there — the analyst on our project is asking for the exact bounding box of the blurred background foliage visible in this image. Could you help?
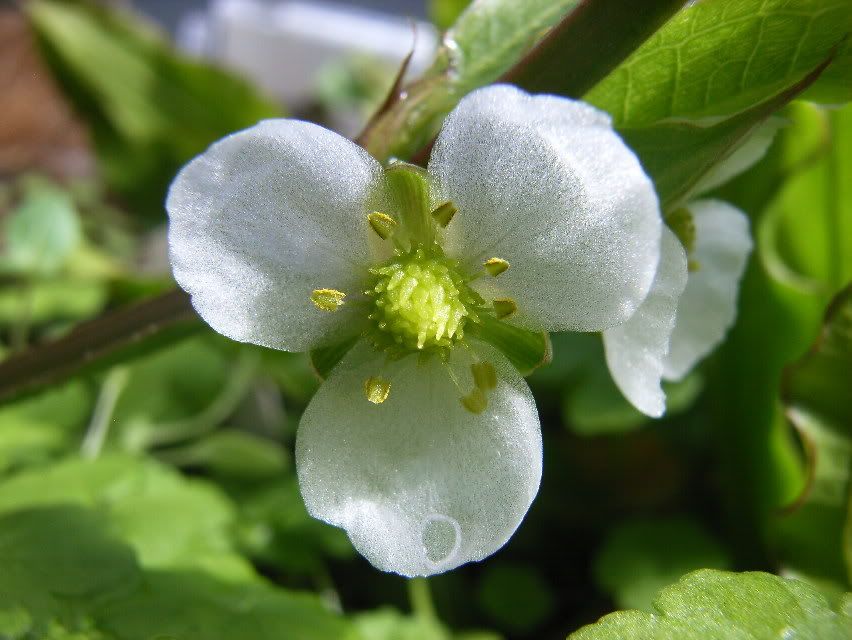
[0,0,850,639]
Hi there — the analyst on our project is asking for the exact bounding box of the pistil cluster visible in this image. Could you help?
[366,248,480,353]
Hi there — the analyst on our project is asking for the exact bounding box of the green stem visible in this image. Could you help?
[131,350,259,450]
[407,578,437,621]
[80,366,130,459]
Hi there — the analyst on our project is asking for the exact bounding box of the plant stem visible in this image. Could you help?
[407,578,437,621]
[80,366,130,459]
[0,288,198,404]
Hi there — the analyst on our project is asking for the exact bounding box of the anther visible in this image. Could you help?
[493,298,517,319]
[484,257,509,277]
[431,201,457,227]
[364,376,391,404]
[368,211,397,240]
[471,362,497,390]
[460,388,487,414]
[311,288,346,312]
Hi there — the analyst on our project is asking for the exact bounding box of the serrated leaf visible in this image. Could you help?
[593,517,730,612]
[776,284,852,587]
[585,0,852,128]
[570,570,852,639]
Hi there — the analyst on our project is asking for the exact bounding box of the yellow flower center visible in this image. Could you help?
[367,249,478,352]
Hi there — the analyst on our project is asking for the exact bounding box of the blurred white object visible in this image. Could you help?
[178,0,438,105]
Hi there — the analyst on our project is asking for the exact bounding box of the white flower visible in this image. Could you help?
[602,122,768,415]
[166,84,664,577]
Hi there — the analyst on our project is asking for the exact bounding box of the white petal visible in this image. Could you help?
[295,340,542,577]
[663,200,752,381]
[693,118,783,194]
[428,84,662,332]
[167,119,384,352]
[603,228,688,418]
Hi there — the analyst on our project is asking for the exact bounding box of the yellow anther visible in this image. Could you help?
[484,257,510,277]
[460,388,487,414]
[431,201,457,227]
[493,298,517,319]
[688,258,701,272]
[311,288,346,312]
[471,362,497,390]
[368,211,397,240]
[364,376,391,404]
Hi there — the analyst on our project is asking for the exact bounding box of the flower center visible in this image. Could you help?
[367,248,479,353]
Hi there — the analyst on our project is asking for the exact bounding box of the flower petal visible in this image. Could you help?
[295,340,542,577]
[663,200,753,381]
[167,119,384,352]
[603,228,688,418]
[428,84,662,332]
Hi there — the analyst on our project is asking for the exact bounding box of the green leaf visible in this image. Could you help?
[593,517,730,612]
[95,570,354,640]
[0,381,92,473]
[570,570,852,639]
[585,0,852,128]
[0,506,140,637]
[2,180,81,276]
[27,0,281,218]
[776,284,852,587]
[619,56,832,211]
[467,316,551,376]
[0,455,254,581]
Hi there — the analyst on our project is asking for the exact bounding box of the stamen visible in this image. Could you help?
[431,201,457,228]
[311,288,346,312]
[493,298,517,319]
[364,376,391,404]
[460,388,487,414]
[368,211,398,240]
[471,362,497,390]
[484,257,510,277]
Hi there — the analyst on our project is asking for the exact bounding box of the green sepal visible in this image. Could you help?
[309,337,359,380]
[384,162,434,246]
[467,315,552,376]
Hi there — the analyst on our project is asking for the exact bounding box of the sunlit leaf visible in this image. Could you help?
[585,0,852,127]
[571,570,852,639]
